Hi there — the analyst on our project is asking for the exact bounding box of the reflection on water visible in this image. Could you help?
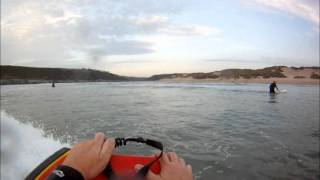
[268,93,278,103]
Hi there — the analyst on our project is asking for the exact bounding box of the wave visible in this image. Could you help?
[0,111,69,180]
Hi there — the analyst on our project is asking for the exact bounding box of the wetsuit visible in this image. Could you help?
[47,165,84,180]
[269,83,278,93]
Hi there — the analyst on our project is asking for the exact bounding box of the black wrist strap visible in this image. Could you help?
[104,137,163,180]
[47,165,84,180]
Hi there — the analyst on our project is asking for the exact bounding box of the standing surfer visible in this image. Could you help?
[269,81,279,93]
[52,81,55,88]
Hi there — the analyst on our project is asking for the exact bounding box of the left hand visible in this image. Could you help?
[62,132,115,180]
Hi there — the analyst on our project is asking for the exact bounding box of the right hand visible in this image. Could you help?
[62,133,115,180]
[136,152,193,180]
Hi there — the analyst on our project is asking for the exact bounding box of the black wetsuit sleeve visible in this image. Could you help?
[47,165,84,180]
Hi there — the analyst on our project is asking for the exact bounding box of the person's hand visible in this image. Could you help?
[62,132,115,180]
[136,152,193,180]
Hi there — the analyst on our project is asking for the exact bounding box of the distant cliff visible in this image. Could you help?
[0,65,128,84]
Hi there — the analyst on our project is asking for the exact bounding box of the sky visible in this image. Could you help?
[1,0,319,77]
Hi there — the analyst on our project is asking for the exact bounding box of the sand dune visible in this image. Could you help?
[159,67,320,85]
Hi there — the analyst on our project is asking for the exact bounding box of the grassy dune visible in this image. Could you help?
[151,66,320,85]
[0,65,128,85]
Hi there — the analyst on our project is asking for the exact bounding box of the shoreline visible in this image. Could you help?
[2,66,319,86]
[0,79,131,85]
[0,78,319,86]
[159,77,320,85]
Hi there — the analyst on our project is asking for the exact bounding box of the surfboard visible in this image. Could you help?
[278,89,287,93]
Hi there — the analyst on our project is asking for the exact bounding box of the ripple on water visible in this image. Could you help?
[0,82,319,180]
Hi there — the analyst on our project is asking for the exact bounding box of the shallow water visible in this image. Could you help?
[1,82,319,179]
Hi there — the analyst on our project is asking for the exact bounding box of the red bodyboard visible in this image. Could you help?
[25,148,161,180]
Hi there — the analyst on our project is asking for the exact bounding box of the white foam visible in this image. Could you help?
[1,111,69,179]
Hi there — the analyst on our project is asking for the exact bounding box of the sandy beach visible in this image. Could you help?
[160,77,319,85]
[159,67,320,85]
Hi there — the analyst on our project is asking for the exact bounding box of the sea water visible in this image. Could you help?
[1,82,319,179]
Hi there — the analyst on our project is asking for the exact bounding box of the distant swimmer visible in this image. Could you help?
[52,81,55,88]
[269,81,279,93]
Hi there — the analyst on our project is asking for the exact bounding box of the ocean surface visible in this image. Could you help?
[1,82,319,180]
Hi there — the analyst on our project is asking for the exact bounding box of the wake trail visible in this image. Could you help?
[1,111,69,180]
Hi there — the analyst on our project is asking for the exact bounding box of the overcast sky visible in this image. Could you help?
[1,0,319,76]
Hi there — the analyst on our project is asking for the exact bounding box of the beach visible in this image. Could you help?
[160,77,319,85]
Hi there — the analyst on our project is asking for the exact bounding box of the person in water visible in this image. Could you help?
[48,132,193,180]
[269,81,279,93]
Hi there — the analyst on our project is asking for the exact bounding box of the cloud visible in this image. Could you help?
[130,15,220,36]
[204,56,313,67]
[204,59,265,64]
[107,59,154,65]
[86,40,154,62]
[131,15,169,26]
[159,24,220,36]
[1,0,219,66]
[245,0,319,25]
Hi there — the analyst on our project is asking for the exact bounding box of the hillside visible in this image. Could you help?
[149,66,320,84]
[1,65,319,85]
[0,65,128,84]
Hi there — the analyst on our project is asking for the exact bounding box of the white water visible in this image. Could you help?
[0,111,69,179]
